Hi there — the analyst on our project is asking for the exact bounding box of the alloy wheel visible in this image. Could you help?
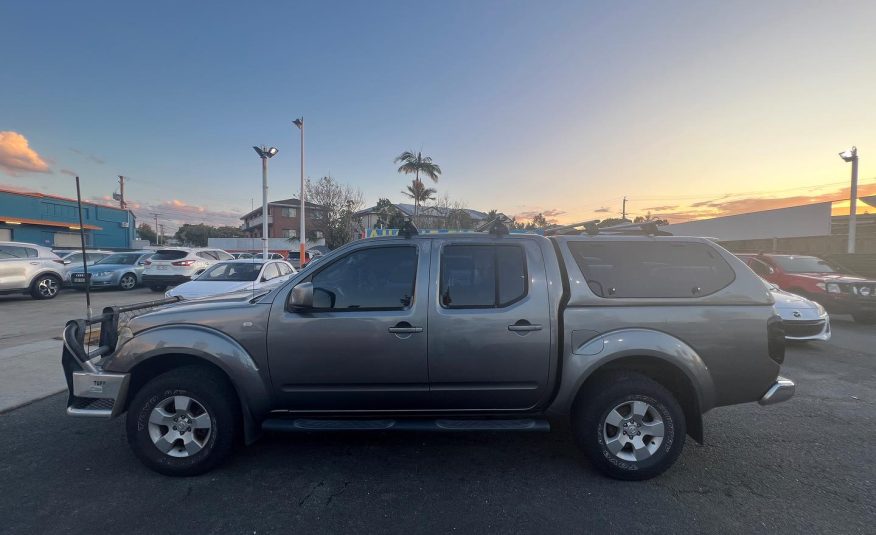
[602,400,665,462]
[147,396,213,458]
[37,277,59,297]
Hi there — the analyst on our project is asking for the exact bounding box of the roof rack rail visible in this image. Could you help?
[544,220,600,236]
[398,219,419,238]
[598,221,672,236]
[475,217,510,236]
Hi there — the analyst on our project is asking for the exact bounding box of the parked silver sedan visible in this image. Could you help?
[165,259,295,300]
[69,251,153,291]
[768,283,831,341]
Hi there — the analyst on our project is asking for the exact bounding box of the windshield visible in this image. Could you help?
[196,262,263,281]
[96,253,144,265]
[771,256,836,273]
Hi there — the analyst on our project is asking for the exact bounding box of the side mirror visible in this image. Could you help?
[287,282,314,310]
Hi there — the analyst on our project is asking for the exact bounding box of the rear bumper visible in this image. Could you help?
[758,376,795,406]
[142,274,192,286]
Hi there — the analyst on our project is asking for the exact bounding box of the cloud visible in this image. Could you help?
[593,206,611,213]
[0,131,51,176]
[60,168,77,177]
[69,148,105,165]
[512,208,566,224]
[644,205,677,211]
[133,199,244,229]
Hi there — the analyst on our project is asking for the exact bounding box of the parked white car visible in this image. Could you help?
[0,241,65,299]
[141,248,234,292]
[767,282,831,341]
[54,249,112,283]
[165,259,296,299]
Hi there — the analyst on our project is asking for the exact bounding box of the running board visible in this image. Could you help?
[262,418,550,433]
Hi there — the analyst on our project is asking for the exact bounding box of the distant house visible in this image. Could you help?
[0,187,136,248]
[355,203,504,230]
[240,198,328,240]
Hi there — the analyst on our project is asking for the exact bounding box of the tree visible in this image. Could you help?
[172,223,247,247]
[634,212,669,226]
[401,180,437,216]
[213,225,246,238]
[598,217,632,228]
[306,175,365,248]
[375,198,406,229]
[529,213,549,228]
[395,150,441,222]
[137,223,157,244]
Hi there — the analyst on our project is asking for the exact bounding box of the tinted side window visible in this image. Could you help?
[440,244,528,308]
[216,251,234,260]
[0,246,29,258]
[749,259,773,277]
[197,251,219,260]
[569,241,735,298]
[26,248,39,258]
[310,246,417,310]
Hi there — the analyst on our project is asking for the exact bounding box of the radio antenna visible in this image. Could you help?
[74,177,93,320]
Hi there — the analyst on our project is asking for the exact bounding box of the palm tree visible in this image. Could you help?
[394,150,441,221]
[401,180,437,218]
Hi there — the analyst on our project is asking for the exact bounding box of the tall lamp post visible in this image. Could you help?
[840,147,859,253]
[253,145,279,260]
[293,117,305,265]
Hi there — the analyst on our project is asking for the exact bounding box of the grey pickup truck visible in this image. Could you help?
[62,224,793,480]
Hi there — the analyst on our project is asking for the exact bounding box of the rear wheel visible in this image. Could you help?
[119,273,137,291]
[30,274,61,300]
[573,372,686,480]
[126,366,238,476]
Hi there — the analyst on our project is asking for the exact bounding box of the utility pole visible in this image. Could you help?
[293,118,306,266]
[622,196,628,221]
[839,147,859,253]
[152,213,161,245]
[159,224,165,246]
[118,175,126,209]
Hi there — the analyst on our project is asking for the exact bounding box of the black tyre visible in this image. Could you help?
[573,372,686,481]
[149,285,167,292]
[126,366,238,476]
[852,312,876,325]
[30,273,61,300]
[119,273,138,291]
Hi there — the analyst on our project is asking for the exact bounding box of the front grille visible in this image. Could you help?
[70,397,115,411]
[784,320,826,338]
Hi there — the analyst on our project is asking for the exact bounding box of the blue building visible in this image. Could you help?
[0,188,136,249]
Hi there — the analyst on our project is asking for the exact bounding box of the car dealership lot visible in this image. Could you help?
[0,292,873,533]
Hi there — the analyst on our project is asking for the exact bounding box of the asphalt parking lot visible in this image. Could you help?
[0,290,873,534]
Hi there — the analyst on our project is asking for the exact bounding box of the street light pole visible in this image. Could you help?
[293,118,305,265]
[253,146,279,260]
[840,147,859,254]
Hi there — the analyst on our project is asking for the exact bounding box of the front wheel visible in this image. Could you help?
[119,273,137,291]
[573,372,686,481]
[126,366,238,476]
[30,274,61,300]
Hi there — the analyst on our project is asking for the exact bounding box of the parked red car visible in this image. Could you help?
[737,253,876,324]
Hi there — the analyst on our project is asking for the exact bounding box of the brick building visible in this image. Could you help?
[240,198,328,240]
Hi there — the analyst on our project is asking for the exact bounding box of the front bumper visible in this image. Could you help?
[758,376,796,406]
[67,370,131,417]
[783,317,831,341]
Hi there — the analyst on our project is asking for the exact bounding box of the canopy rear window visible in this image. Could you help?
[151,250,189,261]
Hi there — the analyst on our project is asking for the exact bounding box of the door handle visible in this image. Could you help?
[388,322,423,334]
[508,321,542,332]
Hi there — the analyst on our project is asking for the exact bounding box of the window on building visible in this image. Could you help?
[439,244,528,308]
[283,229,298,239]
[309,246,417,310]
[280,207,297,218]
[569,241,735,298]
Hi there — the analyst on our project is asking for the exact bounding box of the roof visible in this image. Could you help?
[0,187,133,215]
[240,198,327,220]
[0,216,102,230]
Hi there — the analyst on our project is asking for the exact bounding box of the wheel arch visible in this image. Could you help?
[108,325,272,444]
[549,328,715,444]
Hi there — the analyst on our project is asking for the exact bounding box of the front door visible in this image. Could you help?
[267,242,431,411]
[427,239,552,410]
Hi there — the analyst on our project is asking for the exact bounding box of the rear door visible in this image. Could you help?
[267,241,431,410]
[427,239,552,410]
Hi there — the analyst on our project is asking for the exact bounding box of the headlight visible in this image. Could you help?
[817,282,842,294]
[859,286,872,297]
[95,271,113,277]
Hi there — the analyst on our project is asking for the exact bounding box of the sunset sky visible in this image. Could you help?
[2,0,875,231]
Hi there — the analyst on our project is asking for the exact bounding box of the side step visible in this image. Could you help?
[262,418,550,433]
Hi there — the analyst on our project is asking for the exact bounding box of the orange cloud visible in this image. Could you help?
[0,131,50,176]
